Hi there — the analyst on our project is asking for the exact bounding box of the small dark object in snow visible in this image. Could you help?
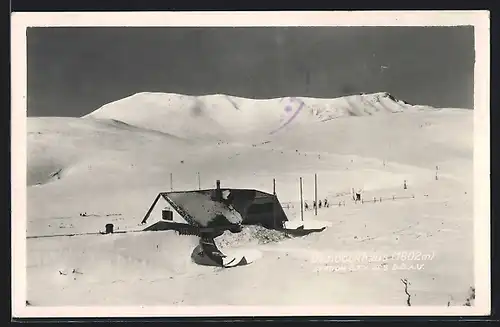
[105,223,114,234]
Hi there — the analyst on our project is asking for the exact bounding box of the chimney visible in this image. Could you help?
[215,180,222,201]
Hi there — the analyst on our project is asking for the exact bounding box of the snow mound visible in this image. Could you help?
[84,91,435,139]
[215,225,291,249]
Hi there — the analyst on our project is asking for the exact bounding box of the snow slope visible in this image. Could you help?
[83,91,435,141]
[26,91,474,308]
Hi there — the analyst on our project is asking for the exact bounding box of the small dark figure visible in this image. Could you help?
[304,202,309,211]
[324,199,329,208]
[355,193,361,203]
[319,200,322,209]
[404,180,407,190]
[313,201,317,210]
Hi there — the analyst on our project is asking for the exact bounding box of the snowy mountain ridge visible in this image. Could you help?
[83,91,437,139]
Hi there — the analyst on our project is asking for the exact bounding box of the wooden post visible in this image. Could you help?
[272,178,277,229]
[300,177,304,221]
[197,172,201,190]
[170,173,173,191]
[314,173,318,216]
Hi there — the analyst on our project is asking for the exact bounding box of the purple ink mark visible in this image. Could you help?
[225,95,240,111]
[270,97,305,135]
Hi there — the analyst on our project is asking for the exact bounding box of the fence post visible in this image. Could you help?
[314,174,318,216]
[300,177,304,222]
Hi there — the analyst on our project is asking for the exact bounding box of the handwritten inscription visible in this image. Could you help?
[312,250,436,273]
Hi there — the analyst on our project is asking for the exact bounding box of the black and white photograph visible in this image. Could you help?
[11,11,490,317]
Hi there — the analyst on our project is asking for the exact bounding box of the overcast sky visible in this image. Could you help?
[27,26,474,117]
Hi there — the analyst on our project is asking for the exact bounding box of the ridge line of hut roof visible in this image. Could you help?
[159,188,274,195]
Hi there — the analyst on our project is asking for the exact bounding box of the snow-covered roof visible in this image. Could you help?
[142,188,287,229]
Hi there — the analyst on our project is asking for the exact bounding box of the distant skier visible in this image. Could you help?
[324,198,329,208]
[313,201,317,210]
[304,201,309,211]
[318,200,322,209]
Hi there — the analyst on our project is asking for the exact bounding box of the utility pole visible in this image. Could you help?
[272,178,277,229]
[197,172,201,190]
[300,177,304,221]
[170,173,173,191]
[314,173,318,216]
